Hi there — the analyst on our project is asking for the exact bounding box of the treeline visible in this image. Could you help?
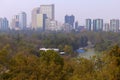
[0,31,120,79]
[0,45,120,80]
[0,30,120,53]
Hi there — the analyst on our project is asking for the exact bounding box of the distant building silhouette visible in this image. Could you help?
[11,12,27,30]
[65,15,75,28]
[110,19,119,32]
[86,19,92,31]
[93,19,103,32]
[19,12,27,29]
[40,4,56,31]
[36,13,47,30]
[75,21,79,30]
[0,17,9,30]
[11,15,20,30]
[40,4,55,20]
[103,23,110,32]
[31,7,40,29]
[31,4,55,31]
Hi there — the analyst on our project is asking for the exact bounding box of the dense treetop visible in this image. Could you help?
[0,31,120,80]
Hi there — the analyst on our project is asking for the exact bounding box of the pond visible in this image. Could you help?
[78,49,96,59]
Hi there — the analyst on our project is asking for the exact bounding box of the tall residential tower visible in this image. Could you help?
[40,4,55,20]
[110,19,119,32]
[65,15,75,28]
[31,7,40,29]
[19,12,27,29]
[93,19,103,32]
[0,17,9,30]
[86,19,92,31]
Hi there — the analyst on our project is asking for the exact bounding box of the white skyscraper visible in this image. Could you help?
[40,4,55,20]
[19,12,27,29]
[31,7,40,29]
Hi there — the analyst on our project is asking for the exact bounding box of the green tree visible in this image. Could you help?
[63,45,73,55]
[80,36,88,48]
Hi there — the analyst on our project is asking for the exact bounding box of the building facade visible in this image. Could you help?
[40,4,54,20]
[75,21,79,30]
[65,15,75,28]
[31,4,55,31]
[31,7,40,29]
[93,19,103,31]
[0,17,9,30]
[11,15,20,30]
[19,12,27,29]
[110,19,119,32]
[103,23,110,32]
[86,19,92,31]
[36,14,47,30]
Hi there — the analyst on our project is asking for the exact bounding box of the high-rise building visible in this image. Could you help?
[93,20,96,31]
[19,12,27,29]
[31,4,55,31]
[75,21,78,30]
[86,19,92,31]
[11,15,20,30]
[110,19,119,32]
[11,12,27,30]
[93,19,103,31]
[0,17,9,30]
[40,4,54,20]
[31,7,40,29]
[36,13,47,30]
[103,23,110,32]
[65,15,75,28]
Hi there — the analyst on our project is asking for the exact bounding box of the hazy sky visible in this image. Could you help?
[0,0,120,25]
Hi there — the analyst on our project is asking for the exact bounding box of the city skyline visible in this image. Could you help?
[0,0,120,25]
